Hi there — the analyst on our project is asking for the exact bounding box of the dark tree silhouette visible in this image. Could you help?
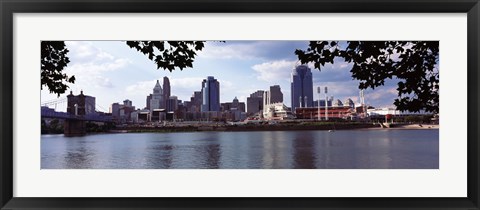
[295,41,439,113]
[41,41,206,96]
[41,41,75,96]
[126,41,205,71]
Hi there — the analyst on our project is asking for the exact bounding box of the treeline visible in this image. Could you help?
[41,119,116,134]
[41,119,63,134]
[85,122,116,133]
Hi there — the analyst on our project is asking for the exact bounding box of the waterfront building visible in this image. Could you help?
[221,97,247,121]
[201,76,220,112]
[110,99,136,123]
[344,98,355,108]
[295,107,354,119]
[263,90,293,120]
[221,97,246,112]
[262,103,294,120]
[333,99,343,107]
[291,65,313,112]
[138,111,150,122]
[366,107,435,123]
[367,107,432,116]
[110,103,121,118]
[246,90,264,116]
[130,109,149,124]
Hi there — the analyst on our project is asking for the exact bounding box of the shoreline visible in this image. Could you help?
[41,123,439,135]
[118,123,439,133]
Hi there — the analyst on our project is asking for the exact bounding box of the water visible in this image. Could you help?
[41,129,439,169]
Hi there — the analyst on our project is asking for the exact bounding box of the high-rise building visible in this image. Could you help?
[147,80,164,110]
[150,80,164,110]
[201,76,220,112]
[269,85,283,103]
[123,99,132,107]
[166,96,178,112]
[110,103,121,118]
[291,65,313,112]
[146,95,152,110]
[247,90,264,116]
[163,76,171,108]
[188,91,203,112]
[111,99,136,122]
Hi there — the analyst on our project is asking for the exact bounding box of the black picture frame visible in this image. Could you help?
[1,0,479,209]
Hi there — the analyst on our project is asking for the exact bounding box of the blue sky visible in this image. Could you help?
[40,41,400,112]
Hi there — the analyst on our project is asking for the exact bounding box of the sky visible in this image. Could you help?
[40,41,401,112]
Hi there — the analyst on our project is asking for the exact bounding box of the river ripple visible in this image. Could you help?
[41,129,439,169]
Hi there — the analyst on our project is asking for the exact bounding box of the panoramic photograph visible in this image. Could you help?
[40,40,439,169]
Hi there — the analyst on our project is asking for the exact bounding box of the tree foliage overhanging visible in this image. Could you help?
[41,41,206,96]
[41,41,75,97]
[126,41,205,71]
[295,41,439,113]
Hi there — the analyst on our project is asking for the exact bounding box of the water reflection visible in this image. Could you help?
[292,132,316,169]
[64,139,93,169]
[41,130,439,169]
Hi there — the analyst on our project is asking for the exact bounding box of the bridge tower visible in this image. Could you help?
[64,91,87,137]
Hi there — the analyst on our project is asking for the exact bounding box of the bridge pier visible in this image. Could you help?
[64,91,88,137]
[64,119,86,137]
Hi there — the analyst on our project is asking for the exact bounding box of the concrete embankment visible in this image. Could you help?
[389,124,439,129]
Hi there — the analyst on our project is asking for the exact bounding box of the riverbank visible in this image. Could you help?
[115,122,440,133]
[390,124,439,129]
[120,122,377,133]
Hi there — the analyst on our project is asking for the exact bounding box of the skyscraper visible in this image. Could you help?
[201,76,220,112]
[247,90,264,115]
[148,80,164,110]
[269,85,283,103]
[291,65,313,112]
[166,96,178,112]
[163,76,171,108]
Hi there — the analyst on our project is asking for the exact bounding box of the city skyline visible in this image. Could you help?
[40,41,403,112]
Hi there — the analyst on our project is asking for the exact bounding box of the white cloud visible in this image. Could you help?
[64,42,131,89]
[170,77,205,90]
[66,41,116,61]
[197,42,258,60]
[252,60,296,82]
[125,80,157,96]
[66,58,130,75]
[66,41,95,58]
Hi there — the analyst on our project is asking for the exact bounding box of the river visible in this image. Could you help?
[41,129,439,169]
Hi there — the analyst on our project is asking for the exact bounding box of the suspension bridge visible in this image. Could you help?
[41,91,113,136]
